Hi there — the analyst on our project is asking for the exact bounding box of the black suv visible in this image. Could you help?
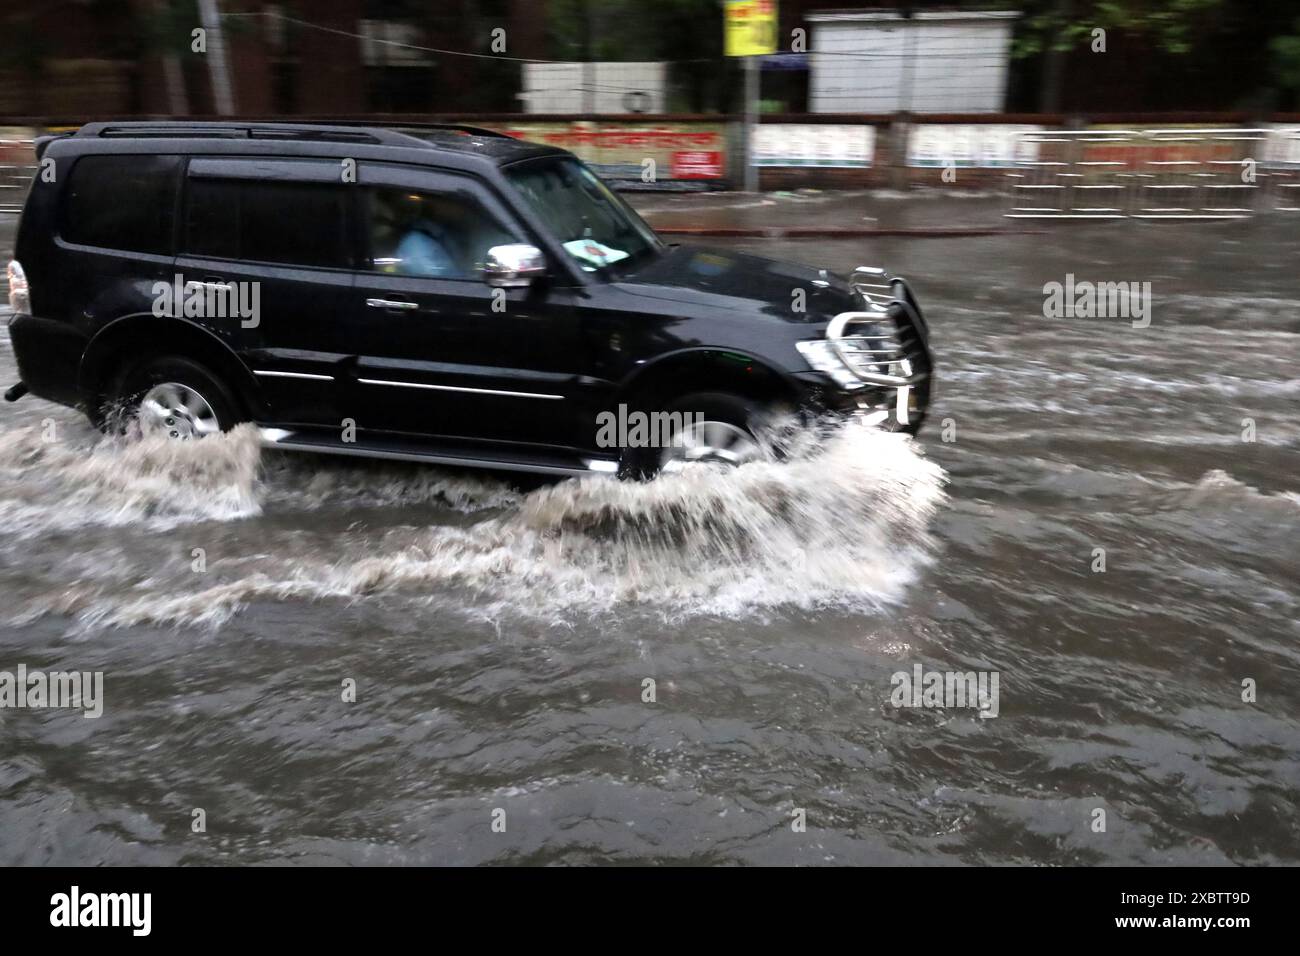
[5,121,932,478]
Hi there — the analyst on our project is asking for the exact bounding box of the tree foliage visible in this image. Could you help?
[1011,0,1228,57]
[1272,18,1300,91]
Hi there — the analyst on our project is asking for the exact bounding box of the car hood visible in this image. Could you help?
[615,244,858,323]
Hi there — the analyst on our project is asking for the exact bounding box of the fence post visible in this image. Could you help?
[743,55,759,192]
[889,114,911,191]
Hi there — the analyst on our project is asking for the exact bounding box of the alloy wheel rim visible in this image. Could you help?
[659,420,761,473]
[137,382,220,440]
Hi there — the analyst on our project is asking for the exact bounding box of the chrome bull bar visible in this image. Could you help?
[815,265,934,430]
[833,267,931,389]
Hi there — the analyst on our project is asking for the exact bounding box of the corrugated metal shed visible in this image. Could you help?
[809,10,1019,114]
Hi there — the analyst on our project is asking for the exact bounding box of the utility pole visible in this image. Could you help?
[197,0,236,115]
[584,0,596,115]
[723,0,772,193]
[743,55,759,192]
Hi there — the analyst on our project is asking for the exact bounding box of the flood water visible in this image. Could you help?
[1,204,1297,864]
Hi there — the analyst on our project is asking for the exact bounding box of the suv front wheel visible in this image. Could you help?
[620,391,764,480]
[109,356,242,440]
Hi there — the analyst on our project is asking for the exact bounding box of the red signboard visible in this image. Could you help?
[671,150,724,179]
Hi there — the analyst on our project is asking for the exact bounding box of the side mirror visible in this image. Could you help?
[483,244,546,288]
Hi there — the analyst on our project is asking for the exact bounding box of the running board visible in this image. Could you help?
[258,427,618,477]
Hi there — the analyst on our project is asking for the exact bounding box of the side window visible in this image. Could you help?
[365,186,516,280]
[184,177,348,268]
[185,177,239,260]
[62,155,180,254]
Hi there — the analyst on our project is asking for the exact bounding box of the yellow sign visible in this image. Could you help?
[724,0,778,57]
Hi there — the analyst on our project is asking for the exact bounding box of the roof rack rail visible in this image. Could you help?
[33,130,75,160]
[291,119,515,142]
[74,121,434,149]
[370,122,513,140]
[74,120,514,145]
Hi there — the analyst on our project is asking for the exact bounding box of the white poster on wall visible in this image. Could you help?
[907,124,1043,167]
[755,125,874,167]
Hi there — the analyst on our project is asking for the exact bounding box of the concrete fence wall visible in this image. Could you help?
[2,115,1298,212]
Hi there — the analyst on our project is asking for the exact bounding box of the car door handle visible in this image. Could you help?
[366,298,418,311]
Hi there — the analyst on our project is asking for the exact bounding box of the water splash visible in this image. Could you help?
[0,421,264,537]
[4,420,949,630]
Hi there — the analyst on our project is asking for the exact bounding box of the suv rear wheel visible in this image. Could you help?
[109,356,242,440]
[620,391,764,480]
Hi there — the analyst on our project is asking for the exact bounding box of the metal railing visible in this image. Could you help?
[1006,127,1300,219]
[0,139,37,214]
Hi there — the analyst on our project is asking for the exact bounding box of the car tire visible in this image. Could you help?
[618,391,764,480]
[107,355,244,440]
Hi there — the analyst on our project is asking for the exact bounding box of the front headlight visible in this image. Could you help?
[796,339,863,390]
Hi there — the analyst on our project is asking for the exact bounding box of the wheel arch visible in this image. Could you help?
[614,347,803,414]
[79,314,267,419]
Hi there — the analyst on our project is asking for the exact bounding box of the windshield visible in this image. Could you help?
[506,159,663,274]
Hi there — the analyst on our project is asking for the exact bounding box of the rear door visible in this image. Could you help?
[346,164,585,448]
[177,158,355,427]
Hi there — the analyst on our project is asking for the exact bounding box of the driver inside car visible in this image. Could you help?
[378,192,464,278]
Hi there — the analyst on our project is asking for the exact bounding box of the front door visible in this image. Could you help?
[346,166,586,450]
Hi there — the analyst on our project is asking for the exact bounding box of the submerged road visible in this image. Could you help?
[0,197,1296,864]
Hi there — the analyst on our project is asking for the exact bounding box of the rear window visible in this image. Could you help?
[61,155,181,254]
[184,178,349,268]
